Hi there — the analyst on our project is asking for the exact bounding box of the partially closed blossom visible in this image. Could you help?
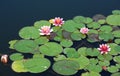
[53,17,64,26]
[97,44,111,54]
[80,27,89,34]
[39,26,53,35]
[1,54,8,64]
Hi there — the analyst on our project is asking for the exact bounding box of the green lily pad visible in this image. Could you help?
[98,19,106,24]
[114,39,120,44]
[86,48,100,57]
[14,40,38,53]
[54,36,63,41]
[116,64,120,68]
[9,40,18,49]
[74,55,90,69]
[86,64,102,73]
[54,55,66,61]
[87,22,100,29]
[19,26,40,39]
[77,47,87,56]
[88,29,98,34]
[39,42,63,56]
[112,10,120,15]
[84,17,93,24]
[12,60,28,72]
[34,20,51,29]
[62,20,77,32]
[82,72,100,76]
[34,37,49,45]
[111,72,120,76]
[106,15,120,26]
[98,54,112,61]
[60,39,73,47]
[107,66,119,73]
[73,16,86,23]
[112,30,120,38]
[33,53,44,58]
[99,60,110,66]
[99,25,112,32]
[63,48,79,58]
[89,58,98,65]
[23,58,50,73]
[109,43,119,55]
[52,60,79,75]
[99,32,114,41]
[113,56,120,63]
[10,53,24,61]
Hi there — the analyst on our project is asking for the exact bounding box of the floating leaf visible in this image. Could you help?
[23,58,50,73]
[10,53,24,61]
[54,36,62,41]
[89,58,98,65]
[112,10,120,15]
[73,16,86,23]
[113,56,120,63]
[111,72,120,76]
[107,66,119,73]
[74,55,90,69]
[34,37,49,45]
[84,17,93,24]
[60,39,73,47]
[87,33,100,42]
[109,43,119,55]
[98,19,106,24]
[98,54,112,61]
[81,72,100,76]
[99,25,112,32]
[14,40,38,53]
[52,60,79,75]
[114,39,120,44]
[62,30,71,39]
[54,55,66,61]
[112,30,120,38]
[19,26,40,39]
[77,47,87,56]
[86,48,100,57]
[34,20,51,28]
[87,22,100,29]
[9,40,18,49]
[12,60,27,72]
[99,60,110,66]
[106,15,120,26]
[39,42,63,56]
[33,53,44,58]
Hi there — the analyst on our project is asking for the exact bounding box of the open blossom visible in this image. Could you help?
[52,17,64,26]
[1,54,8,64]
[39,26,53,35]
[80,27,89,34]
[97,44,111,54]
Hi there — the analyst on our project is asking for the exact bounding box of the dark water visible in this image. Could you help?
[0,0,120,76]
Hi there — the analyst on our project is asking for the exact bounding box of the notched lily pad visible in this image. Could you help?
[10,53,24,61]
[107,66,119,73]
[60,39,73,47]
[34,37,49,45]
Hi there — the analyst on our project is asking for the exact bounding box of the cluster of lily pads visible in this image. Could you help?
[9,10,120,76]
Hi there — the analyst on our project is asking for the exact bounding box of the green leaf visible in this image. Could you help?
[99,25,112,32]
[116,64,120,68]
[23,58,50,73]
[9,40,18,49]
[74,55,90,69]
[12,60,28,72]
[60,39,73,47]
[33,53,44,58]
[109,43,119,55]
[112,30,120,37]
[34,37,49,45]
[73,16,86,23]
[107,66,119,73]
[81,72,101,76]
[52,60,79,75]
[112,10,120,15]
[87,22,101,29]
[89,58,98,65]
[14,40,38,53]
[54,55,66,61]
[86,48,100,57]
[77,47,87,56]
[106,15,120,26]
[98,19,106,24]
[113,56,120,63]
[114,39,120,44]
[111,72,120,76]
[98,60,110,66]
[98,54,112,61]
[54,36,62,41]
[34,20,51,29]
[62,20,77,32]
[39,42,63,56]
[19,26,40,39]
[84,17,93,24]
[10,53,24,61]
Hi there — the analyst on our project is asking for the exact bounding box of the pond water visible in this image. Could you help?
[0,0,120,76]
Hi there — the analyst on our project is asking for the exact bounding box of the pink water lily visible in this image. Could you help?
[53,17,64,26]
[1,54,8,64]
[80,27,89,34]
[39,26,53,35]
[97,44,111,54]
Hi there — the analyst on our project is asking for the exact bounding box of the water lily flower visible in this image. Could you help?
[53,17,64,26]
[39,26,53,35]
[97,44,111,54]
[80,27,89,34]
[1,54,8,64]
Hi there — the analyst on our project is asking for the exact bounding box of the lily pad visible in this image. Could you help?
[111,72,120,76]
[99,25,112,32]
[87,22,100,29]
[98,19,106,24]
[112,10,120,15]
[112,30,120,38]
[114,39,120,44]
[39,42,63,56]
[106,15,120,26]
[34,20,51,29]
[23,58,50,73]
[89,58,98,65]
[34,37,49,45]
[9,40,18,49]
[14,40,38,53]
[77,47,87,56]
[86,48,100,57]
[10,53,24,61]
[12,60,27,72]
[113,56,120,63]
[73,16,86,23]
[54,55,66,61]
[84,17,93,24]
[82,72,100,76]
[60,39,73,47]
[19,26,40,39]
[99,60,110,66]
[52,60,79,75]
[107,66,119,73]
